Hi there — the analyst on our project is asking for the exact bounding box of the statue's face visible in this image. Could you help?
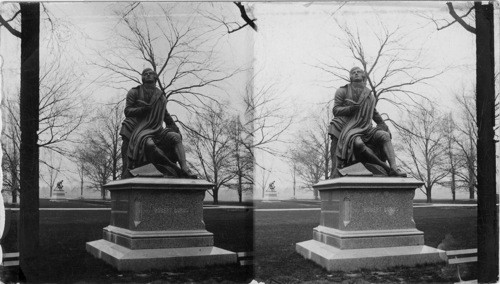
[142,69,157,84]
[350,68,365,82]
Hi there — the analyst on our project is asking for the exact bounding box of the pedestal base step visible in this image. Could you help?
[296,240,445,272]
[86,239,237,271]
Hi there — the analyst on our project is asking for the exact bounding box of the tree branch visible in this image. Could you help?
[0,12,21,38]
[445,2,476,34]
[234,2,257,32]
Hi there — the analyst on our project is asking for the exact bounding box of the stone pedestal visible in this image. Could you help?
[263,191,279,202]
[49,190,67,202]
[296,177,445,271]
[86,178,237,271]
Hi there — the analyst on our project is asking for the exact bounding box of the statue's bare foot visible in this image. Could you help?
[389,168,407,177]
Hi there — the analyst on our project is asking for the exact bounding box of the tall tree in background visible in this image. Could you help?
[239,79,294,157]
[228,116,254,203]
[75,102,124,199]
[433,3,497,279]
[40,150,62,198]
[185,104,236,204]
[2,99,21,204]
[37,61,88,154]
[442,113,459,201]
[454,92,478,200]
[289,108,331,199]
[0,2,41,279]
[2,61,88,205]
[395,102,448,203]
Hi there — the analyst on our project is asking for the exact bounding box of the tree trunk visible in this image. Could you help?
[469,183,475,199]
[213,187,219,204]
[19,2,40,280]
[451,171,456,202]
[80,179,84,198]
[12,189,18,204]
[475,3,498,282]
[238,174,243,203]
[426,186,432,203]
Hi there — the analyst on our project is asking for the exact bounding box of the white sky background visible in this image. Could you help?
[0,1,498,200]
[1,2,255,199]
[251,1,496,200]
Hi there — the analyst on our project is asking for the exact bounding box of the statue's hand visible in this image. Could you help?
[136,100,150,107]
[377,123,389,132]
[349,104,360,114]
[139,105,152,116]
[376,123,391,138]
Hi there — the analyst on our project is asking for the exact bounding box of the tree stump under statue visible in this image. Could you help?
[86,176,237,271]
[296,176,445,271]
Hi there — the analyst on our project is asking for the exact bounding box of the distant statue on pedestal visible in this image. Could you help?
[120,68,196,179]
[263,180,278,201]
[50,180,67,202]
[56,180,64,191]
[328,67,406,178]
[268,181,276,192]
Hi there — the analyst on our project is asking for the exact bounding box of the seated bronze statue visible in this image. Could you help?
[329,67,406,178]
[120,68,196,179]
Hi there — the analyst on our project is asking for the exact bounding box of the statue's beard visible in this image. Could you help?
[143,79,156,87]
[351,81,365,88]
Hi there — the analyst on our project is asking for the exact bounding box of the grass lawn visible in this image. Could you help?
[1,199,477,283]
[253,203,477,283]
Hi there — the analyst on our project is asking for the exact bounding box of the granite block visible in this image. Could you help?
[314,178,421,232]
[296,240,445,272]
[313,226,424,249]
[263,191,279,201]
[88,177,238,270]
[86,239,237,271]
[102,225,214,249]
[296,177,442,272]
[107,179,209,231]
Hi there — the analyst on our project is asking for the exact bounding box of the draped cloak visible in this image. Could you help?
[123,85,168,168]
[335,84,379,165]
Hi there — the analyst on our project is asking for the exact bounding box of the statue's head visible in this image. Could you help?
[141,68,157,84]
[349,67,366,83]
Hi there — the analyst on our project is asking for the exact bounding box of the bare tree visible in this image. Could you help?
[317,20,444,112]
[2,99,21,204]
[76,139,112,200]
[0,3,41,276]
[441,113,460,201]
[94,3,236,116]
[74,101,124,199]
[454,92,478,200]
[289,108,331,200]
[420,2,475,33]
[254,165,272,199]
[394,102,448,203]
[71,152,88,199]
[40,150,62,198]
[424,3,497,279]
[202,2,257,34]
[184,103,236,204]
[228,116,254,203]
[240,78,294,157]
[37,60,89,155]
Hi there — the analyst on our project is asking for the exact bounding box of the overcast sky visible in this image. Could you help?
[0,2,498,200]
